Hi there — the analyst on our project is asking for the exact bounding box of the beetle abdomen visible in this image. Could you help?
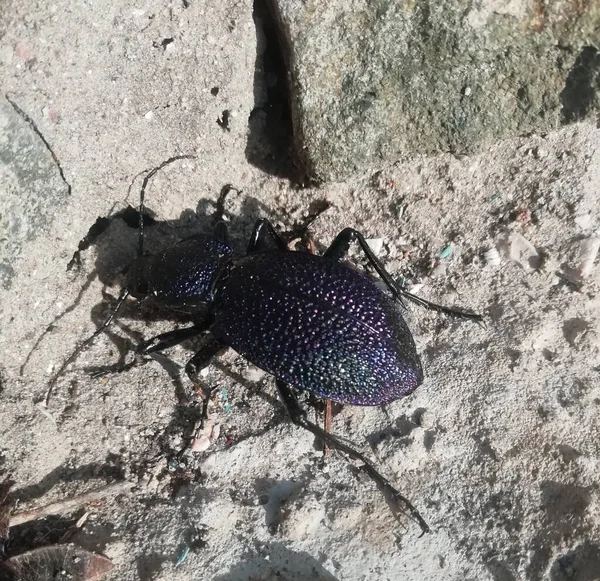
[212,251,423,405]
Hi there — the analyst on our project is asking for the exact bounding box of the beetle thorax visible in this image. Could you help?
[127,234,233,311]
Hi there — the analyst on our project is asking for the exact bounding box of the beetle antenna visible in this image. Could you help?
[136,155,196,259]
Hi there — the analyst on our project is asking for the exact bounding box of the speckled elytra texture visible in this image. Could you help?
[212,250,423,405]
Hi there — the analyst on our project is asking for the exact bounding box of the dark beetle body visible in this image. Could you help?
[122,215,479,537]
[213,251,423,405]
[131,233,423,406]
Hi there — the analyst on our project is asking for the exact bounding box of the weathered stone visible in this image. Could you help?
[269,0,600,181]
[0,100,70,288]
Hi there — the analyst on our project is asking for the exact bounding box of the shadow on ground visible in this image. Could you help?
[213,541,340,581]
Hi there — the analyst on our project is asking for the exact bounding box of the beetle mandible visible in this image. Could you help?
[50,156,482,535]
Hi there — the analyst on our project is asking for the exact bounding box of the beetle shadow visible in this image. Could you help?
[91,190,294,289]
[213,541,341,581]
[9,457,125,507]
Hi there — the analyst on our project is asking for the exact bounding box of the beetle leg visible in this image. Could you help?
[137,323,212,355]
[139,327,225,455]
[136,155,195,259]
[275,379,430,535]
[247,218,288,253]
[185,335,227,418]
[325,228,482,322]
[175,336,227,455]
[45,289,131,406]
[85,322,214,380]
[136,323,225,420]
[214,221,228,243]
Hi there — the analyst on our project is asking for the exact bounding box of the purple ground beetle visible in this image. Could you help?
[50,157,482,535]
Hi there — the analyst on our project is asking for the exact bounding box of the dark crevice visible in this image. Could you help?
[153,37,174,50]
[560,45,600,124]
[246,0,301,182]
[217,109,231,131]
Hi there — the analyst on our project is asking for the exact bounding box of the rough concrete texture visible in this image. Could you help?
[1,1,600,581]
[0,99,70,288]
[270,0,600,181]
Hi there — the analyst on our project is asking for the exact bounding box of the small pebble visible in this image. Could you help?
[574,214,592,230]
[498,231,541,272]
[192,435,211,453]
[246,366,266,383]
[575,237,600,279]
[483,247,501,267]
[191,419,220,453]
[431,262,446,277]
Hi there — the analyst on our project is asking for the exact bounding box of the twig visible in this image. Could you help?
[5,94,72,196]
[324,399,332,456]
[9,481,133,528]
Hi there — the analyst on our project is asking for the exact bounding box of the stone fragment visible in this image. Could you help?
[498,232,541,272]
[574,214,592,230]
[575,237,600,279]
[365,238,383,255]
[0,100,70,288]
[191,419,221,453]
[268,0,600,181]
[483,247,501,267]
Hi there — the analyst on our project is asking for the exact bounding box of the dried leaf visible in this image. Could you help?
[0,478,15,541]
[1,545,112,581]
[0,480,14,505]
